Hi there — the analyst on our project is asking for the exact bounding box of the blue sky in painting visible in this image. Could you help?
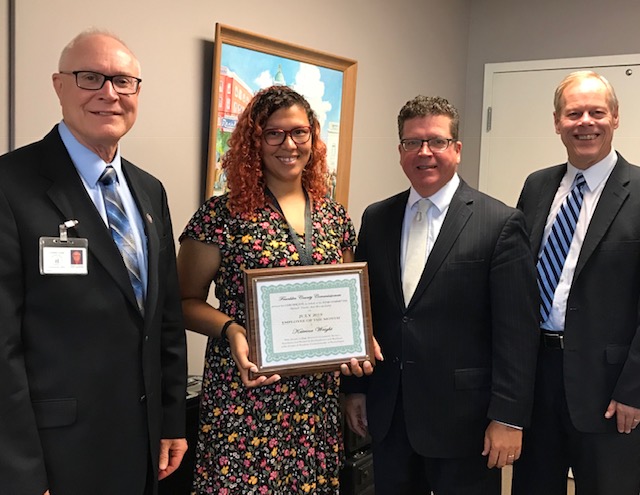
[221,44,343,132]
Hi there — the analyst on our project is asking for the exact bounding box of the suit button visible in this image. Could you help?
[139,394,147,402]
[144,335,149,342]
[402,316,410,323]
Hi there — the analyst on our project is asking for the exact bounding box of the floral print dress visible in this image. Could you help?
[181,193,357,494]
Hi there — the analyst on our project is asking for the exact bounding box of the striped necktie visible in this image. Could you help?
[537,173,587,322]
[99,166,145,313]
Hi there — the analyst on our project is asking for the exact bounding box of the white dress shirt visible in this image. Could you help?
[401,174,460,279]
[539,149,617,331]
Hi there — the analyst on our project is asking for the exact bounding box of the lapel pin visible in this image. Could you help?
[146,213,153,224]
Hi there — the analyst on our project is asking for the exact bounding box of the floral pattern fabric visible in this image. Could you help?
[181,193,357,494]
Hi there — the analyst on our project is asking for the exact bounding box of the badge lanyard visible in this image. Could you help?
[265,188,314,266]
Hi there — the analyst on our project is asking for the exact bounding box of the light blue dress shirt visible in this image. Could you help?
[58,121,148,297]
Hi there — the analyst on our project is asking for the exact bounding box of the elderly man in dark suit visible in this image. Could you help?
[512,71,640,495]
[0,30,187,495]
[343,95,540,494]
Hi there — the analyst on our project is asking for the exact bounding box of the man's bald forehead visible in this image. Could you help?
[58,30,139,73]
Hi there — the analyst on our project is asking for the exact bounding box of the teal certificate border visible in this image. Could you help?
[258,278,363,364]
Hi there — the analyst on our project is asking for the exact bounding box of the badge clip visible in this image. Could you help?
[59,219,79,242]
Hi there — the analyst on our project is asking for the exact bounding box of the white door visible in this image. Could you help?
[479,55,640,207]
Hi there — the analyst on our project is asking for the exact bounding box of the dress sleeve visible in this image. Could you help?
[179,194,230,247]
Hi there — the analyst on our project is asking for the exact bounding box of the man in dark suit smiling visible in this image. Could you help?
[0,30,187,495]
[512,71,640,495]
[343,95,539,495]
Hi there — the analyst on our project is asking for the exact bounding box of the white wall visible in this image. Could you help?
[463,0,640,189]
[8,0,471,374]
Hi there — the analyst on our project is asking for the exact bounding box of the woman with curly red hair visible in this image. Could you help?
[177,85,375,494]
[223,85,329,217]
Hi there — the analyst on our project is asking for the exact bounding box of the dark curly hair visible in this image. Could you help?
[397,95,459,141]
[223,85,328,216]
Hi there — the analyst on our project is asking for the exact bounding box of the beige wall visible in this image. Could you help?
[9,0,471,374]
[462,0,640,188]
[11,0,640,374]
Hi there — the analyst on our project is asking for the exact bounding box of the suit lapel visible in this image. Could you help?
[530,166,566,255]
[574,156,630,280]
[408,181,473,307]
[123,160,159,321]
[384,191,409,311]
[41,129,143,316]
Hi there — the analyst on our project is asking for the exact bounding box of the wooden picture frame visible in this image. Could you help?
[206,23,357,207]
[243,262,374,377]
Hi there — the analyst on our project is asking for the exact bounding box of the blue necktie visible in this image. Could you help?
[537,173,587,322]
[99,166,145,313]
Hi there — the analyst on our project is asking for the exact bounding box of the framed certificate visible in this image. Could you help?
[243,262,373,377]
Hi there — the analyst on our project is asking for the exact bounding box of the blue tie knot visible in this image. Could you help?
[574,173,586,192]
[99,166,118,187]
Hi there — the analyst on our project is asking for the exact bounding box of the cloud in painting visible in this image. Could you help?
[292,63,332,129]
[255,70,273,90]
[253,63,332,129]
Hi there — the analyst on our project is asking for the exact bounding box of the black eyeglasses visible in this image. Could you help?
[262,126,312,146]
[400,137,456,153]
[59,71,142,95]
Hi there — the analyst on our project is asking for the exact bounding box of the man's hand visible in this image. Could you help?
[605,399,640,434]
[344,393,368,438]
[340,358,374,377]
[482,421,522,468]
[158,438,188,480]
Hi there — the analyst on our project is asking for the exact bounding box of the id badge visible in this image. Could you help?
[39,220,89,275]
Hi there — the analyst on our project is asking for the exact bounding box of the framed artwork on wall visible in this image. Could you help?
[207,23,357,207]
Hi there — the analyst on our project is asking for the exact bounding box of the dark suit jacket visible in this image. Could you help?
[0,127,187,495]
[343,180,539,458]
[517,153,640,433]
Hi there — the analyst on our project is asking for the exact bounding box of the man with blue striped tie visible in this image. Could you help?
[513,71,640,495]
[0,30,187,495]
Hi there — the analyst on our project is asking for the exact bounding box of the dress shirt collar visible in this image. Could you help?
[566,148,617,193]
[407,173,460,214]
[58,120,124,187]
